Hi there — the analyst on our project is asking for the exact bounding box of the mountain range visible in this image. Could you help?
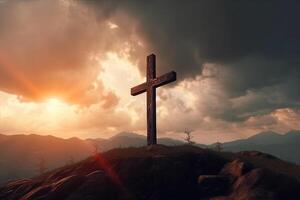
[0,130,299,183]
[214,130,300,164]
[0,132,183,183]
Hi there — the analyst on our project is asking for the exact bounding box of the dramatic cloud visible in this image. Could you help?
[84,1,300,122]
[0,0,143,106]
[0,0,300,143]
[110,1,300,122]
[89,1,299,72]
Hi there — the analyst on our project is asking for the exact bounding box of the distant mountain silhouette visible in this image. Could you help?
[1,131,299,184]
[212,131,300,164]
[1,145,299,200]
[0,134,94,183]
[0,132,183,183]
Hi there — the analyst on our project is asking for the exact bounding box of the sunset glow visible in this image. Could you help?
[1,2,300,199]
[0,0,299,144]
[45,98,64,113]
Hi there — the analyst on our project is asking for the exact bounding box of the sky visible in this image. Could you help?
[0,0,300,144]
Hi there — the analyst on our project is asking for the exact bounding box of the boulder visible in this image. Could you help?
[230,168,300,200]
[220,159,252,179]
[198,175,230,197]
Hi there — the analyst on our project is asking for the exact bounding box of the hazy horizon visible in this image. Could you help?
[1,129,299,145]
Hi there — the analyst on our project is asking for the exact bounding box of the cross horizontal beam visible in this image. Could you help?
[152,71,176,88]
[131,82,146,96]
[131,71,176,96]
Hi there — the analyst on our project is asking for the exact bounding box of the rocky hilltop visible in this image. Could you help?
[1,145,300,200]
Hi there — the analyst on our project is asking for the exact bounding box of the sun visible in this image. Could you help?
[45,97,63,113]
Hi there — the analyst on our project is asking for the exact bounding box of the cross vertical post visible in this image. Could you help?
[147,54,157,145]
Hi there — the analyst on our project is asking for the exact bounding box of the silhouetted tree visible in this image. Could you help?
[183,129,194,144]
[215,142,223,152]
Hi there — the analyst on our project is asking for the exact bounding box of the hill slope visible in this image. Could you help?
[0,133,184,183]
[1,145,299,200]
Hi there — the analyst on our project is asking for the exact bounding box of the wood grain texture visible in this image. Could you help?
[131,83,147,96]
[147,54,157,145]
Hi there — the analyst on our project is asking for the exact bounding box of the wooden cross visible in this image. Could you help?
[131,54,177,145]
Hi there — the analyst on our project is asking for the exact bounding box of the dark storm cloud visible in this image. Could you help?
[89,1,300,74]
[88,0,300,121]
